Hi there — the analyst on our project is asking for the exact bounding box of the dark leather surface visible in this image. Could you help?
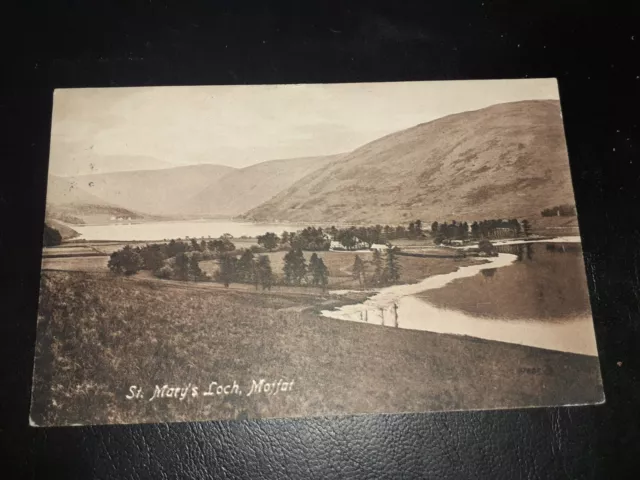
[2,1,639,478]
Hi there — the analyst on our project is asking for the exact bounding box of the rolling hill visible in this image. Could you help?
[67,164,236,216]
[48,154,176,176]
[183,155,341,216]
[45,174,144,224]
[244,100,577,224]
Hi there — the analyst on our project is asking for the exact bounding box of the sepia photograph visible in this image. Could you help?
[31,79,604,427]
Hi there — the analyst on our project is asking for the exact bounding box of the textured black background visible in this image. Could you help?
[2,1,640,478]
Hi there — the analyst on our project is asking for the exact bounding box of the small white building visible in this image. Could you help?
[370,243,389,252]
[330,240,346,251]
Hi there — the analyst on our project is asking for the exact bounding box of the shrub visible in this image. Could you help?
[478,239,495,255]
[108,246,144,275]
[154,265,174,279]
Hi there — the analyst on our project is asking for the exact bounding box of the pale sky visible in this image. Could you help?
[49,79,560,176]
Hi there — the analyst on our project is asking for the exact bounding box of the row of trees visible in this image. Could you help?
[217,250,275,290]
[431,218,531,242]
[258,221,427,253]
[258,228,333,251]
[215,248,330,290]
[109,240,404,291]
[351,248,401,288]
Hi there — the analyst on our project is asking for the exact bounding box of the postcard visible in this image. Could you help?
[31,79,603,426]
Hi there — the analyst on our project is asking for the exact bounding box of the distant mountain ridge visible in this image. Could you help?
[182,155,341,216]
[45,156,340,220]
[68,164,236,216]
[245,100,576,224]
[45,100,574,227]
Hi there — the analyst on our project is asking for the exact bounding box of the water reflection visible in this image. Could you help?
[496,243,534,261]
[481,268,497,279]
[322,245,597,354]
[423,243,591,321]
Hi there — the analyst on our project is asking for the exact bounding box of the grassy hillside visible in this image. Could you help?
[31,271,603,426]
[245,100,577,224]
[43,218,80,240]
[183,155,340,216]
[68,164,236,216]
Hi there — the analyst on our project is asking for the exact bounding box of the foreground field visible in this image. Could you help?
[31,271,603,426]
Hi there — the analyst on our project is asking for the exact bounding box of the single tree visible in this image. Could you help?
[283,248,307,285]
[257,232,280,251]
[522,219,531,237]
[514,219,522,237]
[372,250,384,285]
[384,246,401,284]
[255,255,274,290]
[210,238,236,256]
[189,255,203,281]
[173,252,190,280]
[167,239,187,258]
[352,254,365,289]
[431,221,439,236]
[478,239,495,255]
[415,220,423,238]
[312,257,329,291]
[218,253,236,287]
[407,222,416,239]
[155,265,174,279]
[140,244,167,271]
[236,249,255,283]
[108,245,144,275]
[309,252,320,273]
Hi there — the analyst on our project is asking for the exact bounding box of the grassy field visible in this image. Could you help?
[31,270,603,426]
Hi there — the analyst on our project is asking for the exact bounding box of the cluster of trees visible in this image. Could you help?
[107,236,335,291]
[541,204,577,217]
[108,236,280,290]
[330,221,425,247]
[264,220,429,252]
[351,247,401,289]
[216,250,275,290]
[215,248,329,290]
[261,227,332,251]
[282,249,329,289]
[108,237,239,278]
[431,218,531,243]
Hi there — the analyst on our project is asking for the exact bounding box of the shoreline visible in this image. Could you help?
[320,249,598,356]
